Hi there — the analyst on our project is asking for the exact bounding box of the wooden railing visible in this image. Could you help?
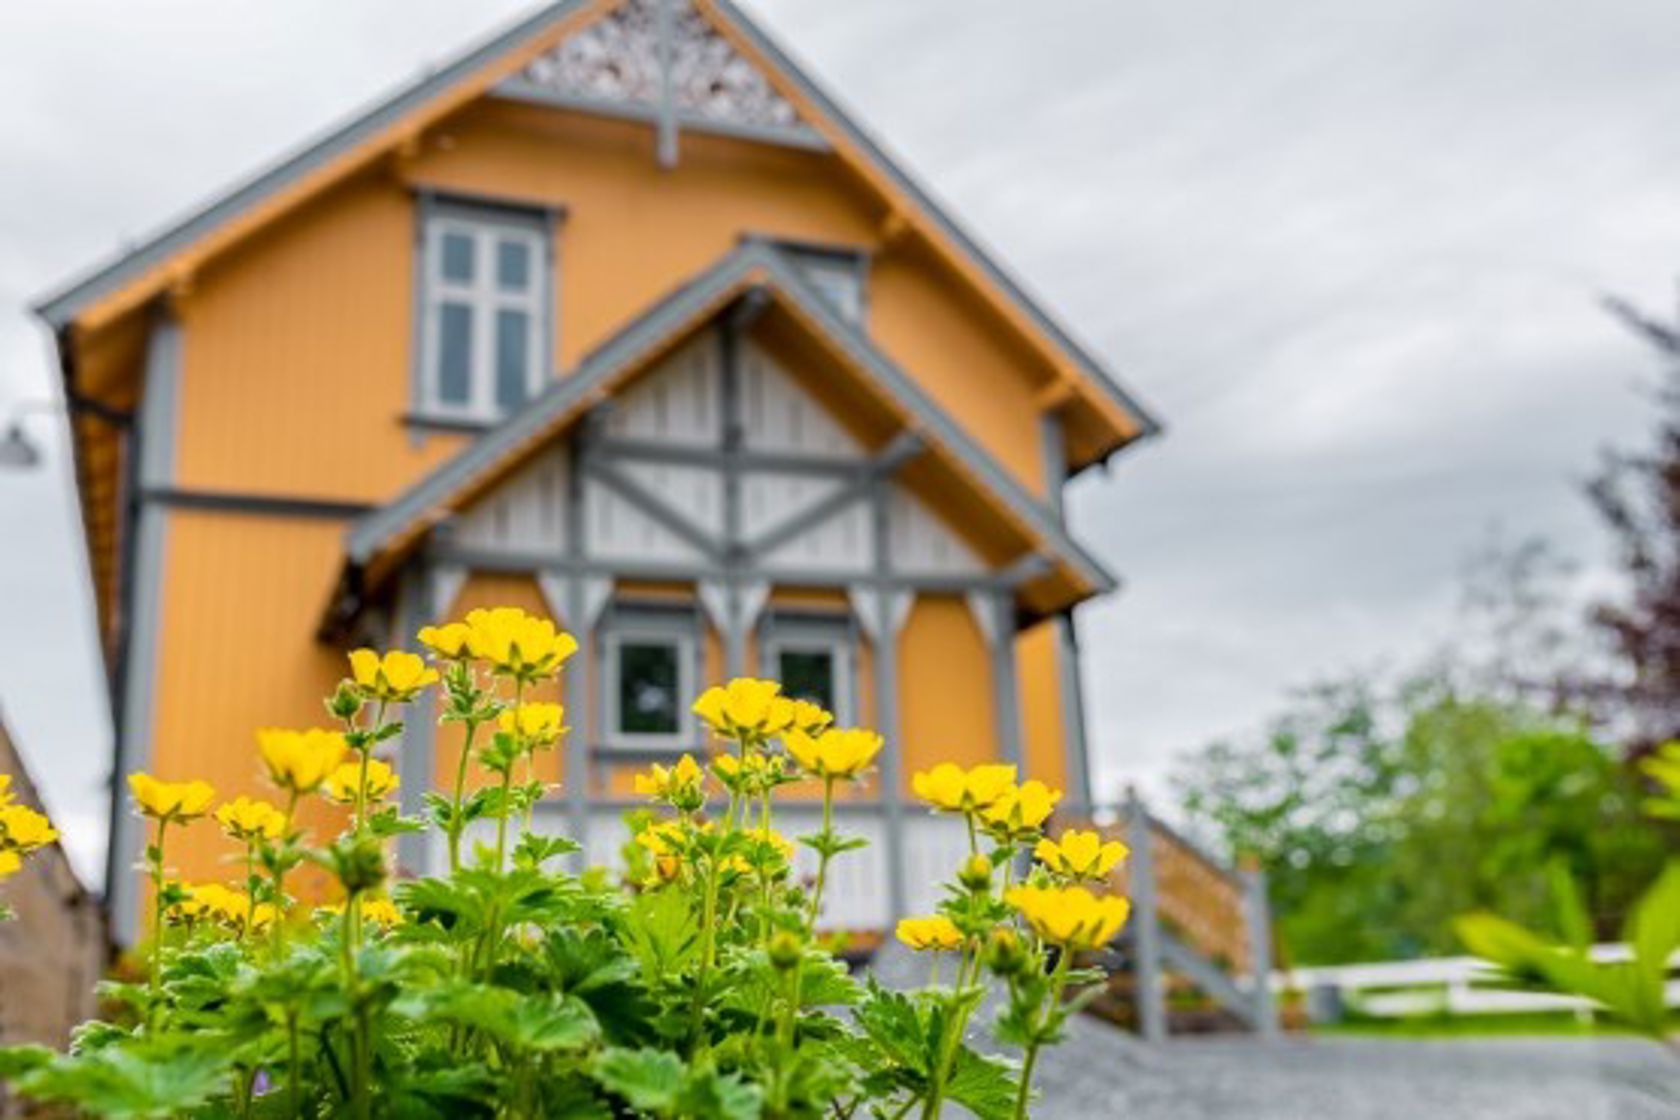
[1061,790,1278,1039]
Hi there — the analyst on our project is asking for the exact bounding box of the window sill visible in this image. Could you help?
[402,411,500,434]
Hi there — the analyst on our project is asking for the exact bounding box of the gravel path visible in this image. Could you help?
[870,946,1679,1117]
[1030,1021,1680,1119]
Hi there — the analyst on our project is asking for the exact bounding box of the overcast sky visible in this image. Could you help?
[3,0,1678,883]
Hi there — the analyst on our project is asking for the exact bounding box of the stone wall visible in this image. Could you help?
[0,718,106,1115]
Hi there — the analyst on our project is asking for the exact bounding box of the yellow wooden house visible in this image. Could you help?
[37,0,1158,943]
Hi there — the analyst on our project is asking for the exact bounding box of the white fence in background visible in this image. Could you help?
[1273,945,1680,1020]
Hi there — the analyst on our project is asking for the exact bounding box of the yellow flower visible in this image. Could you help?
[911,763,1017,813]
[748,827,796,865]
[417,622,472,660]
[636,820,693,868]
[896,915,966,952]
[1034,830,1128,881]
[1005,884,1130,950]
[0,850,19,881]
[498,702,567,747]
[361,897,403,927]
[188,882,249,924]
[0,774,12,806]
[324,758,400,805]
[0,803,58,852]
[712,751,775,786]
[348,648,439,702]
[214,796,286,842]
[692,678,793,740]
[127,773,215,823]
[784,727,884,781]
[463,608,579,679]
[257,728,349,795]
[981,780,1062,838]
[633,755,704,802]
[788,700,834,735]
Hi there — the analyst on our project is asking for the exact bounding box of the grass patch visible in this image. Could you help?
[1314,1009,1680,1040]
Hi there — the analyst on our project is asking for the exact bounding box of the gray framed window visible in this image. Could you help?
[602,608,699,749]
[416,198,553,422]
[762,614,855,724]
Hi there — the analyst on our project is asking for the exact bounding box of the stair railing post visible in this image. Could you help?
[1240,857,1280,1038]
[1125,786,1167,1043]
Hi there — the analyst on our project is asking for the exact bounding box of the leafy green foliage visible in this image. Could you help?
[1176,674,1666,963]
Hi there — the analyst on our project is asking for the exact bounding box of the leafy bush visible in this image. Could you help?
[0,606,1130,1118]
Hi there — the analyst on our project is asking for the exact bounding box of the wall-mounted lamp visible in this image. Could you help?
[0,401,63,471]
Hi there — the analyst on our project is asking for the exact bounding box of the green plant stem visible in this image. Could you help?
[286,1011,303,1120]
[1012,947,1072,1120]
[447,718,481,872]
[690,852,725,1047]
[340,895,371,1120]
[147,817,168,1028]
[806,777,837,929]
[492,767,515,874]
[271,791,300,958]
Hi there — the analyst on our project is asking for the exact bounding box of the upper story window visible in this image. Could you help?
[763,615,854,723]
[418,199,553,422]
[782,243,867,324]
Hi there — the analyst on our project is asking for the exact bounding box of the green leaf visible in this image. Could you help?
[622,887,698,977]
[408,982,599,1053]
[673,1068,763,1120]
[0,1044,53,1080]
[1631,861,1680,988]
[592,1047,685,1113]
[11,1040,232,1118]
[945,1046,1020,1120]
[514,832,582,870]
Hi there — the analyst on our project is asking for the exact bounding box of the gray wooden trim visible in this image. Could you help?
[742,430,920,561]
[36,0,599,327]
[1159,930,1260,1030]
[142,487,375,520]
[1056,610,1094,811]
[583,457,724,563]
[984,590,1025,773]
[1126,788,1167,1042]
[593,438,870,478]
[491,79,830,153]
[1039,409,1067,523]
[1243,866,1281,1037]
[109,308,182,945]
[426,544,1038,597]
[719,311,746,673]
[654,0,678,168]
[394,564,436,873]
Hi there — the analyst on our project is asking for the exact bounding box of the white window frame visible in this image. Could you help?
[763,624,854,725]
[603,625,698,750]
[418,201,551,422]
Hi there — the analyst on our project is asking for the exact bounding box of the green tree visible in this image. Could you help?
[1175,676,1665,964]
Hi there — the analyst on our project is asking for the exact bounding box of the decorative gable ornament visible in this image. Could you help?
[521,0,802,130]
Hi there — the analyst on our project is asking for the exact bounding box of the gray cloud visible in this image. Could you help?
[3,0,1678,880]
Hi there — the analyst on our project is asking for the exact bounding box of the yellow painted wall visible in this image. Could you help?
[897,595,997,795]
[148,510,350,898]
[167,101,1052,507]
[1016,620,1069,794]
